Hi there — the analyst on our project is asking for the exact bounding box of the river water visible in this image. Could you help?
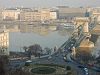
[9,27,73,52]
[8,24,100,57]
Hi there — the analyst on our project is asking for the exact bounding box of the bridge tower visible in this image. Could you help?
[73,17,91,41]
[73,17,94,50]
[73,17,89,33]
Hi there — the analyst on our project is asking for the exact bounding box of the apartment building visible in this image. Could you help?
[20,8,57,21]
[91,7,100,23]
[2,8,20,20]
[40,8,57,21]
[0,30,9,55]
[20,10,41,21]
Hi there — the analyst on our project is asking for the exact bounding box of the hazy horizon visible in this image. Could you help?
[0,0,100,8]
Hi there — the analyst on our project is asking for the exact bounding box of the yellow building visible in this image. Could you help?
[20,10,41,21]
[2,8,57,21]
[20,8,57,21]
[40,8,57,21]
[40,9,50,21]
[2,8,20,20]
[0,30,9,55]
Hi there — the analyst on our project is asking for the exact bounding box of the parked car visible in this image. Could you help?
[84,68,89,75]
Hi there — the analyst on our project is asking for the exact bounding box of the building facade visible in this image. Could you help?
[20,8,57,21]
[0,30,9,55]
[57,6,87,21]
[2,8,20,20]
[40,9,57,21]
[20,10,41,21]
[91,7,100,24]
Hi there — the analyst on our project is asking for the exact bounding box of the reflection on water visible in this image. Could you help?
[9,25,74,52]
[20,25,58,36]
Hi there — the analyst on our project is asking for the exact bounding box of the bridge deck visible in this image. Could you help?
[60,23,99,51]
[91,25,100,35]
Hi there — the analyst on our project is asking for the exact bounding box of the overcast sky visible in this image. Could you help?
[0,0,100,8]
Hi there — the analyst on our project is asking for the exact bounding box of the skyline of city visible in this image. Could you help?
[0,1,100,75]
[0,0,100,8]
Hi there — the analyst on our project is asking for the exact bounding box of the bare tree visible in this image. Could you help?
[23,46,28,52]
[28,44,42,57]
[0,55,9,75]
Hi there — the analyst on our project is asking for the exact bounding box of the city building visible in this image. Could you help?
[40,8,57,21]
[57,6,87,22]
[91,7,100,24]
[50,11,57,20]
[20,10,41,21]
[20,8,57,21]
[2,8,20,20]
[0,30,9,55]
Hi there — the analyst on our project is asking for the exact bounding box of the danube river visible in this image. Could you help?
[9,28,73,52]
